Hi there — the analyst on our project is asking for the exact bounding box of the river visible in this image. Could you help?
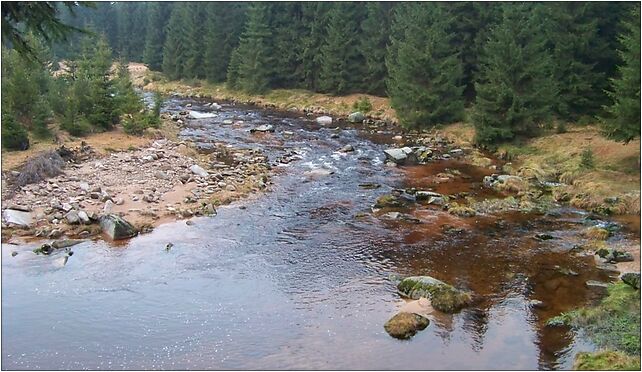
[2,97,636,369]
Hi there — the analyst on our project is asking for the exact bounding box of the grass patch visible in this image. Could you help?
[547,283,640,356]
[574,351,640,370]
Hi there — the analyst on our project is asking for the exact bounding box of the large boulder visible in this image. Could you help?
[99,214,138,240]
[383,147,417,165]
[397,276,473,313]
[2,209,33,227]
[348,112,365,123]
[384,312,429,339]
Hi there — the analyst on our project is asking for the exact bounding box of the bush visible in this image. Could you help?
[13,150,65,188]
[580,148,595,169]
[352,96,373,113]
[1,112,29,151]
[556,121,567,134]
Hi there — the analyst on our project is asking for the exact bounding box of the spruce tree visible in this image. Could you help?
[270,3,306,88]
[204,2,247,83]
[143,2,166,71]
[600,6,641,143]
[472,4,557,145]
[318,3,367,95]
[300,2,331,91]
[227,3,273,93]
[543,3,609,120]
[183,2,206,79]
[385,3,465,128]
[162,4,190,80]
[359,2,393,95]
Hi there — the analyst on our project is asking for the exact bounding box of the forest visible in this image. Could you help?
[2,1,640,148]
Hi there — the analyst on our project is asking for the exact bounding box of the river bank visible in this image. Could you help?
[135,64,640,218]
[1,110,271,243]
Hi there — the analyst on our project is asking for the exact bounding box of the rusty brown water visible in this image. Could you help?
[1,97,633,369]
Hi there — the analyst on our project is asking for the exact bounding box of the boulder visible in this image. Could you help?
[78,210,90,224]
[397,276,473,313]
[190,164,209,177]
[316,116,333,125]
[99,214,138,240]
[384,312,429,339]
[621,273,640,290]
[250,124,275,133]
[383,147,417,165]
[348,112,365,123]
[2,209,33,227]
[596,248,634,263]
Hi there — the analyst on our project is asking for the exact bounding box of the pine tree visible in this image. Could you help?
[318,3,367,95]
[472,4,557,146]
[227,3,273,93]
[300,2,331,91]
[143,2,167,71]
[270,3,306,88]
[359,2,394,95]
[543,3,609,120]
[162,4,190,80]
[183,2,206,79]
[203,2,247,83]
[385,3,465,129]
[600,6,641,143]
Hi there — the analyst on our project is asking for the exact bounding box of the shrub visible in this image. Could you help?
[352,96,373,113]
[1,112,29,151]
[556,121,567,134]
[13,150,65,188]
[580,148,595,169]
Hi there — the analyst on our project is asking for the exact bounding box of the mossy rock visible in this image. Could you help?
[374,194,410,209]
[397,276,473,313]
[574,351,640,370]
[621,273,641,290]
[383,312,429,339]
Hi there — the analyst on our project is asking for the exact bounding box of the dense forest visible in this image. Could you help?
[2,1,640,150]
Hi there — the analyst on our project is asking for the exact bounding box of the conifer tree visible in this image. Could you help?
[183,2,206,79]
[270,3,306,88]
[386,3,465,128]
[162,4,190,80]
[600,6,641,143]
[359,2,393,96]
[300,2,331,91]
[543,3,609,120]
[472,4,557,145]
[143,2,167,71]
[204,2,247,83]
[227,3,273,93]
[318,3,366,95]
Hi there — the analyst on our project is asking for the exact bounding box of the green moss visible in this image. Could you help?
[549,283,640,356]
[574,351,640,371]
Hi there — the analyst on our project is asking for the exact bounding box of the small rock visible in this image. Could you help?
[65,210,80,224]
[11,251,18,257]
[99,214,138,240]
[155,171,171,180]
[190,164,209,177]
[77,210,90,224]
[104,200,114,214]
[250,124,275,133]
[384,312,429,339]
[534,233,556,241]
[2,209,33,227]
[338,144,354,153]
[585,280,609,289]
[51,239,83,249]
[316,116,333,125]
[348,112,365,123]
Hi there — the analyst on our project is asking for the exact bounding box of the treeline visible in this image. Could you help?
[1,30,161,150]
[45,2,642,145]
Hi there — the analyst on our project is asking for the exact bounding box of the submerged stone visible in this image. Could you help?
[383,312,429,339]
[51,239,84,249]
[397,276,473,313]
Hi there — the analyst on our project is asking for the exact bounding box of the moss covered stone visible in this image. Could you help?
[383,312,429,339]
[397,276,473,313]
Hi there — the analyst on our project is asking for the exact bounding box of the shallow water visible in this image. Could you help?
[1,97,633,370]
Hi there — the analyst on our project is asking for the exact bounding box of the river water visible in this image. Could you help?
[2,97,637,370]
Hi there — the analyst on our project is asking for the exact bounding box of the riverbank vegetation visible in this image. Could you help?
[46,2,640,148]
[548,283,641,370]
